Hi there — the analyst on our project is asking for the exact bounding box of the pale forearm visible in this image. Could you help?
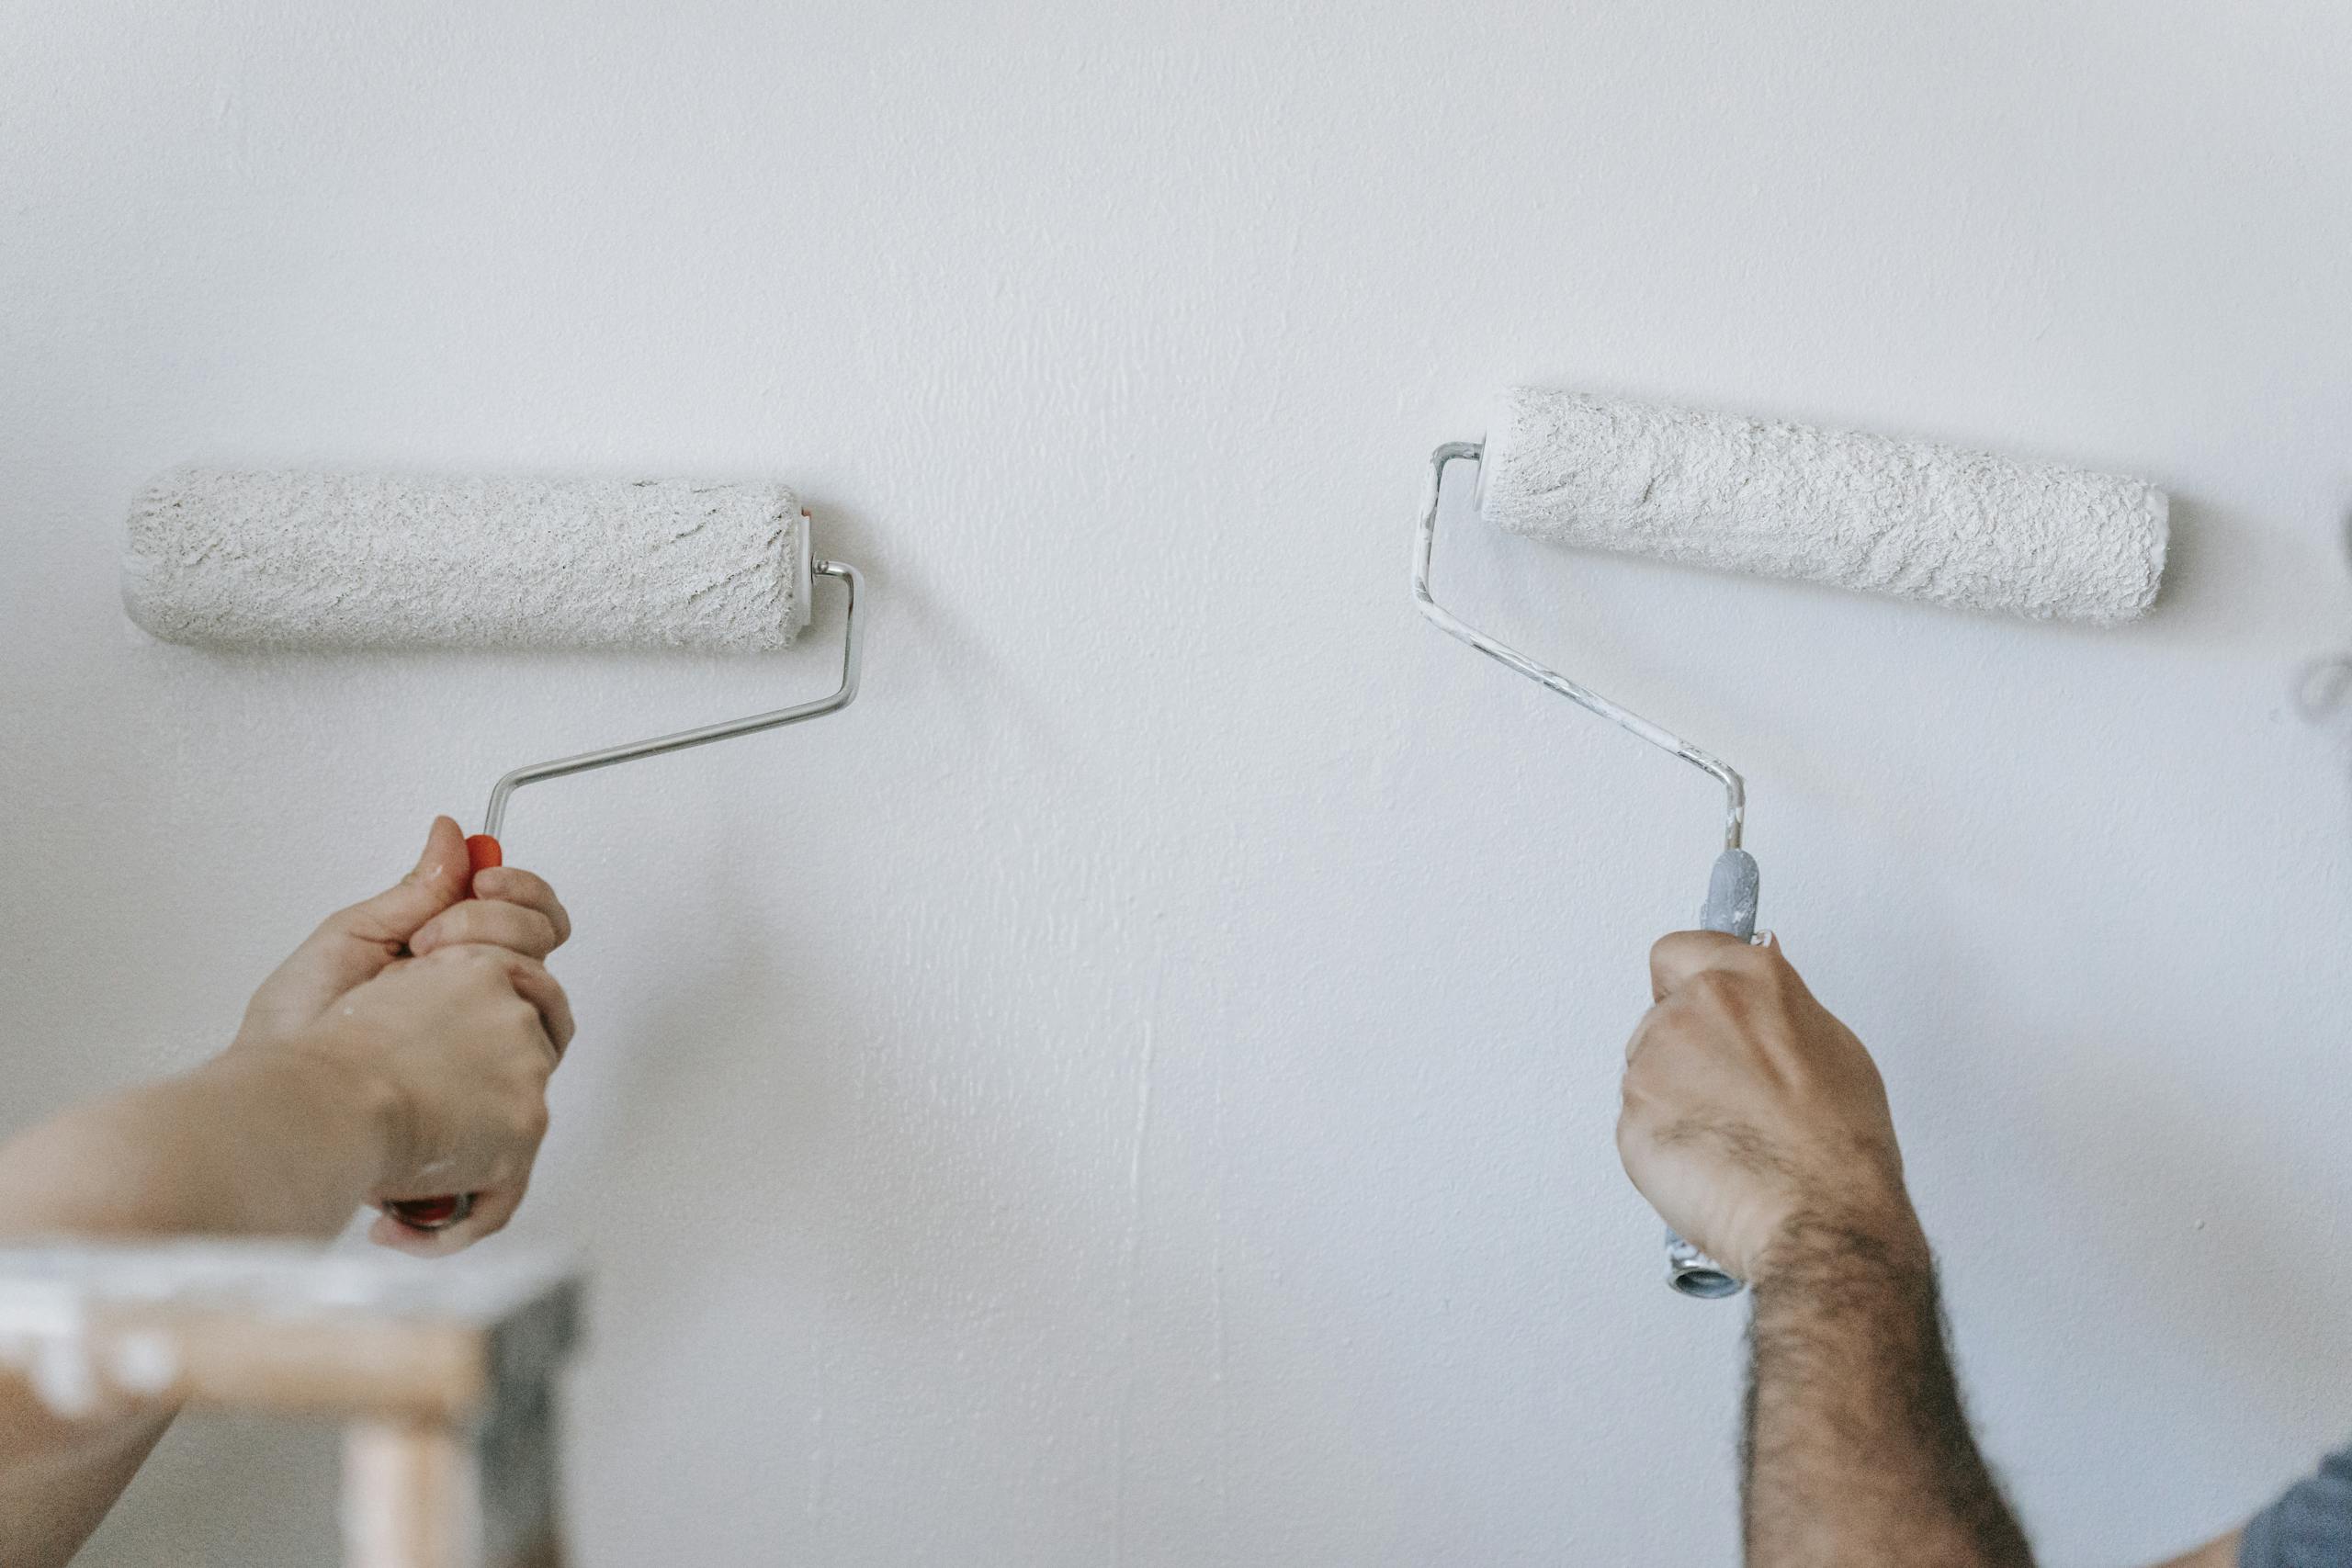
[0,1394,173,1568]
[1746,1216,2032,1568]
[0,1049,390,1243]
[0,1049,397,1568]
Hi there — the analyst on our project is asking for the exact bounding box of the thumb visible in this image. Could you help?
[324,817,475,953]
[240,818,478,1042]
[1647,928,1757,1001]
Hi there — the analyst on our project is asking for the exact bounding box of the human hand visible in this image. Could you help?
[1616,931,1922,1284]
[235,818,569,1053]
[227,818,573,1251]
[306,940,574,1253]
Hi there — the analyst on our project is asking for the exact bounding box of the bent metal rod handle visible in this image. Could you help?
[379,831,505,1235]
[1662,847,1761,1301]
[379,560,864,1235]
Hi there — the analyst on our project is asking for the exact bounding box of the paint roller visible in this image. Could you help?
[122,466,865,1232]
[1412,389,2166,1299]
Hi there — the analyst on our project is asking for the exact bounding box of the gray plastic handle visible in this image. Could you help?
[1664,847,1760,1300]
[1699,847,1759,943]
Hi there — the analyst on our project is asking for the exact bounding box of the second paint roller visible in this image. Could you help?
[124,466,865,1230]
[1413,389,2167,1298]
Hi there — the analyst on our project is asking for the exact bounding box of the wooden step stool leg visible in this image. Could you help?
[344,1419,473,1568]
[342,1385,565,1568]
[0,1246,582,1568]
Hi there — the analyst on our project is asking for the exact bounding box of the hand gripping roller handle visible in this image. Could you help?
[383,558,865,1235]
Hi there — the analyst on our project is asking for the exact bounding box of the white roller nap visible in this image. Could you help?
[123,468,812,651]
[1478,389,2168,624]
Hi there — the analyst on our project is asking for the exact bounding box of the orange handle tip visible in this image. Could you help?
[465,834,503,873]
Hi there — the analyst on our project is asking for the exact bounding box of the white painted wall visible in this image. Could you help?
[6,3,2350,1562]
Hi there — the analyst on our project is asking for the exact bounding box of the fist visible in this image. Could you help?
[227,818,574,1252]
[1617,931,1918,1283]
[314,942,572,1252]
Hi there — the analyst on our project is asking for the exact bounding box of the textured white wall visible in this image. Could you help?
[5,2,2350,1562]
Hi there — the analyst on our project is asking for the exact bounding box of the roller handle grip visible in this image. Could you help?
[382,833,504,1235]
[1662,847,1760,1301]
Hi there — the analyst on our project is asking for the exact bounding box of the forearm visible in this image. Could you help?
[1745,1215,2033,1568]
[0,1394,173,1568]
[0,1049,394,1568]
[0,1049,390,1243]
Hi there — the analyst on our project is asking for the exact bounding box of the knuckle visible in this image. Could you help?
[469,908,518,945]
[1614,1108,1648,1153]
[1685,970,1742,1005]
[328,899,381,931]
[1653,999,1703,1039]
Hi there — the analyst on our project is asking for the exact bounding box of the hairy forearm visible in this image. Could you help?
[1745,1217,2033,1568]
[0,1049,390,1243]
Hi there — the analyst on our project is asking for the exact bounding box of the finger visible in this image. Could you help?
[436,944,575,1057]
[409,898,561,961]
[446,1179,529,1244]
[318,818,475,957]
[1649,929,1762,1001]
[469,866,571,949]
[250,820,478,1020]
[1624,1000,1664,1065]
[500,953,575,1056]
[368,1207,446,1255]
